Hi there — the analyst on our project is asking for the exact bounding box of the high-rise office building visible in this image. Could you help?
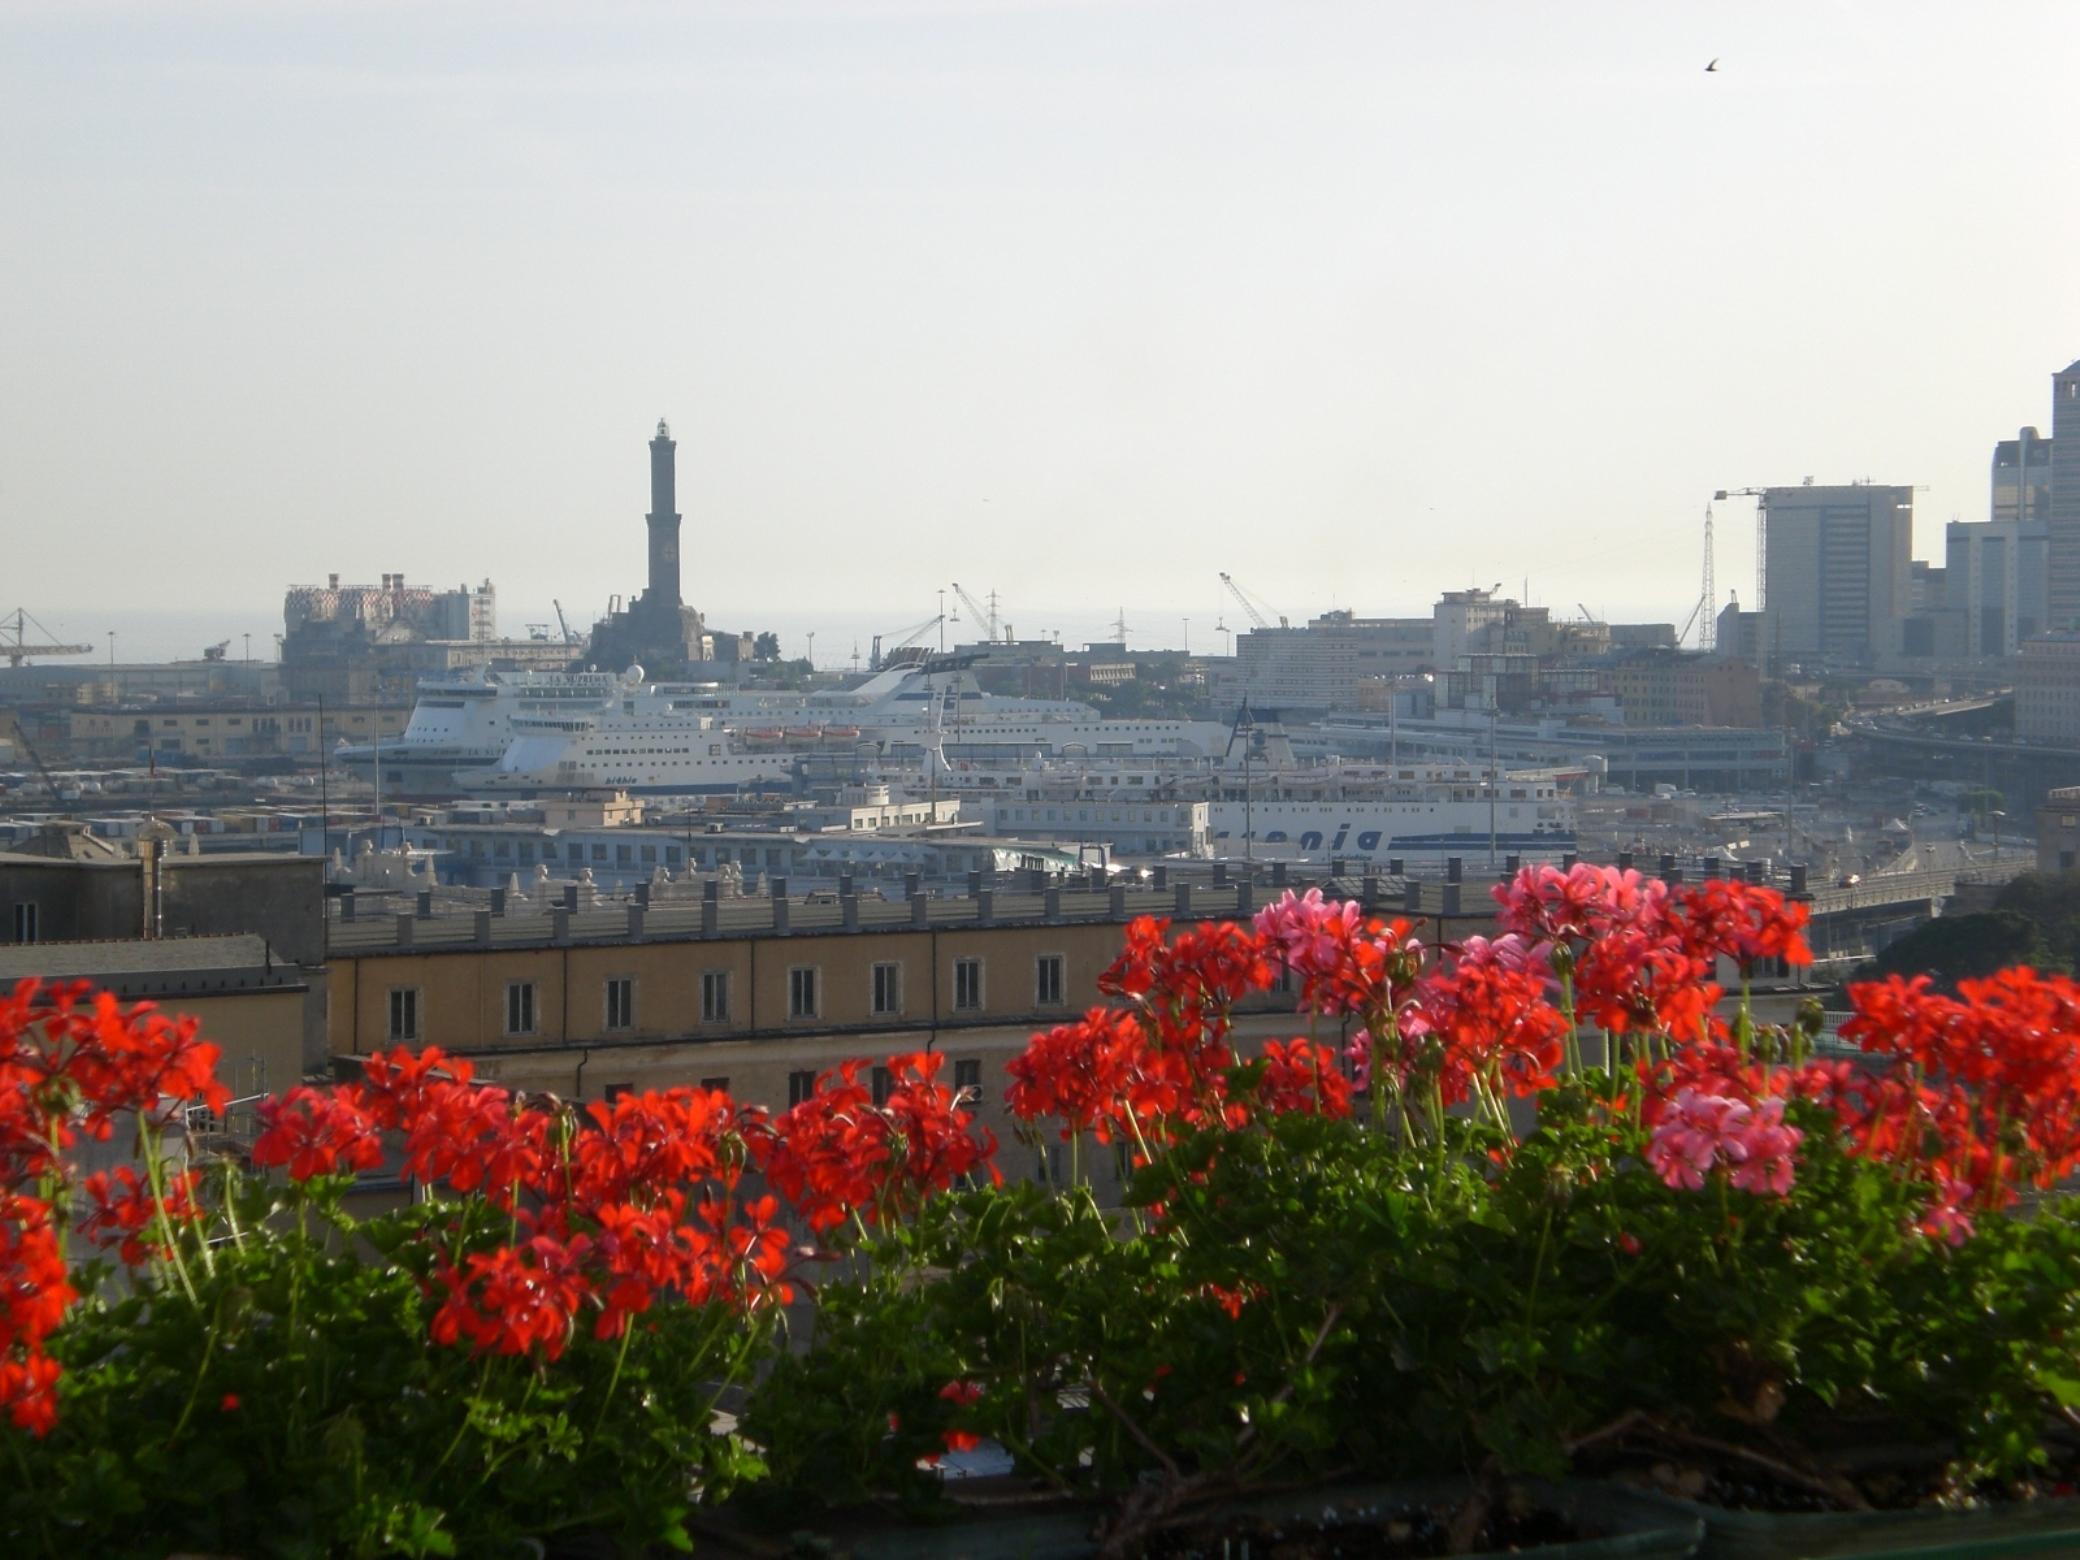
[1992,425,2053,524]
[2050,362,2080,630]
[1761,484,1913,668]
[1946,518,2049,658]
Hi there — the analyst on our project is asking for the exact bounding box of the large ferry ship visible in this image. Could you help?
[357,659,1237,795]
[458,669,1239,796]
[333,666,624,797]
[892,746,1577,867]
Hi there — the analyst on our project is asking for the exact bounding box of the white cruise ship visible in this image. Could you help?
[458,669,1240,796]
[334,666,624,797]
[361,659,1238,796]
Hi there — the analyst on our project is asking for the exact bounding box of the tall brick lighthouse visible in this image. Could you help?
[586,418,737,673]
[642,418,682,626]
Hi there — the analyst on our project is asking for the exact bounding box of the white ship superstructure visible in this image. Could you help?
[460,697,807,794]
[366,659,1238,795]
[892,749,1576,866]
[334,666,623,795]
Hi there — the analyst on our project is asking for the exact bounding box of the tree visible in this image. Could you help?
[752,631,781,662]
[1865,911,2050,990]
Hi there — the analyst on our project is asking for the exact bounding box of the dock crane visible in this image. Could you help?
[8,720,64,808]
[1,608,93,669]
[948,583,1003,643]
[869,612,946,672]
[552,600,578,646]
[1218,572,1288,630]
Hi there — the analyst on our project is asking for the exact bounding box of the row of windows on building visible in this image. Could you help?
[385,953,1071,1043]
[592,1056,990,1110]
[437,835,816,872]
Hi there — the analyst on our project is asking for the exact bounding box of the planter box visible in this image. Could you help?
[831,1478,1702,1560]
[1620,1485,2080,1560]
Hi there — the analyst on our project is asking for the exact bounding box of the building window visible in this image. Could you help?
[604,976,634,1031]
[1035,954,1065,1008]
[789,966,819,1019]
[505,981,537,1037]
[871,961,902,1016]
[953,957,984,1012]
[387,987,419,1042]
[954,1057,983,1104]
[701,970,729,1024]
[871,1065,892,1105]
[787,1069,817,1107]
[10,903,37,944]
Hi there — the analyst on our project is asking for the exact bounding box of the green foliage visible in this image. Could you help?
[3,1171,773,1559]
[746,1080,2080,1516]
[1866,911,2051,988]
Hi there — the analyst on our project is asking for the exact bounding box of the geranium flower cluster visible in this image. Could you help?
[1836,968,2080,1217]
[1,979,226,1434]
[0,973,998,1431]
[1005,910,1353,1152]
[998,867,2080,1244]
[1645,1089,1803,1194]
[250,1045,998,1356]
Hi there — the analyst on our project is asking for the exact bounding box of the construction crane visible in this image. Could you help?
[552,600,577,646]
[1705,488,1772,611]
[1,608,93,669]
[949,583,1003,643]
[1218,572,1288,630]
[869,612,945,672]
[8,720,63,808]
[1697,505,1716,652]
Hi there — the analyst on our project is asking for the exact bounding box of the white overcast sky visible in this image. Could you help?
[5,0,2078,662]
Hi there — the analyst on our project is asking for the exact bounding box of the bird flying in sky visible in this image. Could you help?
[1705,58,1719,72]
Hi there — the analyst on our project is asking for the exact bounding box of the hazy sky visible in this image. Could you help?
[6,0,2078,663]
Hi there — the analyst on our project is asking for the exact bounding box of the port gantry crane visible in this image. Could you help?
[868,612,946,672]
[1,608,93,668]
[1218,571,1288,630]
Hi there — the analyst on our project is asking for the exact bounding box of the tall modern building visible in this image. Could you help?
[1992,425,2053,524]
[1761,484,1914,669]
[1945,517,2049,658]
[2050,362,2080,630]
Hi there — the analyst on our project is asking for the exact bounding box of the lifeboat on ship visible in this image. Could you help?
[743,728,785,745]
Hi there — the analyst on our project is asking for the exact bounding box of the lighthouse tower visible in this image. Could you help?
[584,417,725,672]
[644,418,682,620]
